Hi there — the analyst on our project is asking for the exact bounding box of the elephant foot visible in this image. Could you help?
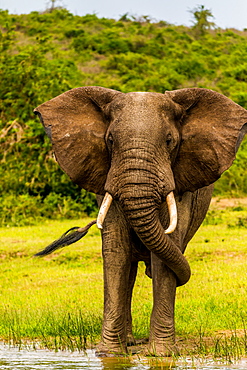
[95,342,128,357]
[145,341,179,357]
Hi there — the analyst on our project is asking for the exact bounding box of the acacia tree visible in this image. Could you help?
[190,5,216,37]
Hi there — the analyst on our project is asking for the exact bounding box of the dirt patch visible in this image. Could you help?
[210,198,247,209]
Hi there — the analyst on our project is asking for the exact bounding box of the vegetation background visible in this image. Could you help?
[0,4,247,227]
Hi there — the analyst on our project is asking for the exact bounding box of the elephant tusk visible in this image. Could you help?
[164,191,177,234]
[97,192,113,229]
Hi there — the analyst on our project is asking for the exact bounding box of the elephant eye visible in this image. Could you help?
[107,134,114,149]
[166,134,172,147]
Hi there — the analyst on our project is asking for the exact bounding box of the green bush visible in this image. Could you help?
[0,191,97,227]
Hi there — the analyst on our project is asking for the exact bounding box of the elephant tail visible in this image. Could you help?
[34,220,96,257]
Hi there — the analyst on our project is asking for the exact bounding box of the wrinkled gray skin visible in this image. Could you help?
[34,87,247,356]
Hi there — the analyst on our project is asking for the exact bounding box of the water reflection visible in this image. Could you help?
[0,346,247,370]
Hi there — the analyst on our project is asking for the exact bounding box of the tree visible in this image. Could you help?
[189,5,216,37]
[46,0,63,12]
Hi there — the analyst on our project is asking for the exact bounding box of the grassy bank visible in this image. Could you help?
[0,201,247,360]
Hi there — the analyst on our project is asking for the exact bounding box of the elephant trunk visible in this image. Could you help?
[118,189,191,286]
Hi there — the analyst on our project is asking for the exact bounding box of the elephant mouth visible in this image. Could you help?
[97,191,178,234]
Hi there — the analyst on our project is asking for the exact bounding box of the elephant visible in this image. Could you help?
[34,87,247,356]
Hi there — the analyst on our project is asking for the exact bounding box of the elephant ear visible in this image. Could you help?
[165,88,247,194]
[34,86,122,194]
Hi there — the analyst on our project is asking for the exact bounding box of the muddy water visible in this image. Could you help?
[0,346,247,370]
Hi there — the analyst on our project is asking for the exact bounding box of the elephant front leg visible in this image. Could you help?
[148,252,178,356]
[126,261,138,346]
[97,242,131,355]
[96,204,132,356]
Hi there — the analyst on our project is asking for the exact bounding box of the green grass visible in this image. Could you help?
[0,205,247,359]
[0,218,104,350]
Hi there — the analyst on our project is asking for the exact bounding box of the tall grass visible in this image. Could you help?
[0,204,247,358]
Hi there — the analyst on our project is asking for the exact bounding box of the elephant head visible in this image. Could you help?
[34,87,247,286]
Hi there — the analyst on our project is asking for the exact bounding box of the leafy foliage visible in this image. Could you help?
[189,5,216,37]
[0,8,247,225]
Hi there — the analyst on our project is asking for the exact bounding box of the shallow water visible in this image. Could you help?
[0,346,247,370]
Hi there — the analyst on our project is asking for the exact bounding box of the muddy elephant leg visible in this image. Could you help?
[126,261,138,346]
[96,201,132,355]
[148,252,178,356]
